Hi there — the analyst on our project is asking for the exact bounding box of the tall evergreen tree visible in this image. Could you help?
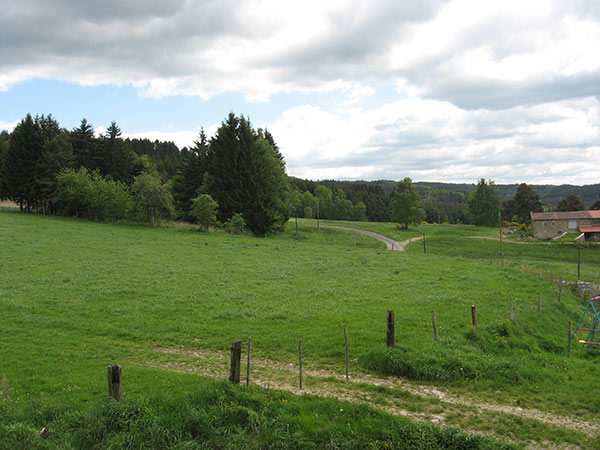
[36,133,74,213]
[0,131,9,200]
[172,128,208,218]
[70,118,96,169]
[100,121,135,183]
[2,114,43,210]
[206,113,289,235]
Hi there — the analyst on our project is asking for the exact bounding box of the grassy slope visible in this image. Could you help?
[1,211,599,447]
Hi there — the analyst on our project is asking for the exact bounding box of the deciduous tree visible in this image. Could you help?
[391,177,425,229]
[132,172,174,226]
[467,178,501,226]
[191,194,218,231]
[503,183,543,224]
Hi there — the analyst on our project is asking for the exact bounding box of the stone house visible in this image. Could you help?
[530,210,600,240]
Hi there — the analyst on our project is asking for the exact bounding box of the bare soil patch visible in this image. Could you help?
[143,345,599,449]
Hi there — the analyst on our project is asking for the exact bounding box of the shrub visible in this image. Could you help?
[56,168,133,222]
[225,213,246,234]
[191,194,218,231]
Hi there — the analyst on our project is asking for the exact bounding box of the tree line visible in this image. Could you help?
[0,113,289,235]
[1,113,597,232]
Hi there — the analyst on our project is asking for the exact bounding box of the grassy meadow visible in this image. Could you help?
[1,210,599,448]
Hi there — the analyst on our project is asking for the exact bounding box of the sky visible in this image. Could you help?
[1,0,599,185]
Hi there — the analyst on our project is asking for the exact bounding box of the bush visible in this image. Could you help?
[131,173,174,226]
[56,168,133,222]
[191,194,218,231]
[225,213,246,234]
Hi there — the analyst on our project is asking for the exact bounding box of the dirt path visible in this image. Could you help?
[323,225,422,251]
[143,345,598,449]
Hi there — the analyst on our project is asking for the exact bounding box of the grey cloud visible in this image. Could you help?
[1,0,599,118]
[420,71,600,111]
[260,1,445,82]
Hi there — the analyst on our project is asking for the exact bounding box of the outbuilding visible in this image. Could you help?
[530,210,600,240]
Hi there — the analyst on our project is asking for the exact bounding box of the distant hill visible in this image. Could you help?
[289,177,600,223]
[320,180,600,207]
[413,182,600,207]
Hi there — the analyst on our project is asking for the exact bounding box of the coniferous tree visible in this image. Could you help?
[0,131,9,200]
[206,113,289,235]
[36,133,74,213]
[70,118,96,169]
[100,121,135,183]
[3,114,43,210]
[172,128,208,219]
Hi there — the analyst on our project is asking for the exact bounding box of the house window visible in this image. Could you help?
[568,220,578,229]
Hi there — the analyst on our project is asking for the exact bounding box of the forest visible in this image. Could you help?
[1,113,598,231]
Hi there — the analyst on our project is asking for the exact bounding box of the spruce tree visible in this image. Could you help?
[3,114,43,210]
[70,118,96,169]
[206,113,289,235]
[101,121,135,183]
[172,128,208,219]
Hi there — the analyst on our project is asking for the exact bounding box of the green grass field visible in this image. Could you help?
[1,211,599,448]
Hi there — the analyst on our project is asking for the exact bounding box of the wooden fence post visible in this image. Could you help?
[344,328,349,382]
[431,309,439,340]
[567,321,572,358]
[246,337,251,387]
[229,340,242,384]
[510,299,514,321]
[387,310,395,347]
[298,339,303,389]
[558,279,563,303]
[423,234,427,254]
[107,364,122,402]
[499,212,504,267]
[471,305,477,327]
[578,242,581,282]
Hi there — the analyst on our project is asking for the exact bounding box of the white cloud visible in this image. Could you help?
[0,120,19,132]
[123,123,220,149]
[269,95,600,184]
[1,0,599,184]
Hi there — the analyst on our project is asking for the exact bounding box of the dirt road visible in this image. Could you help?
[323,225,422,251]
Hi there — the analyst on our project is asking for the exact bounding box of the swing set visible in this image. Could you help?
[562,296,600,356]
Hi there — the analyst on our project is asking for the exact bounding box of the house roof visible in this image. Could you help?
[531,210,600,221]
[579,225,600,233]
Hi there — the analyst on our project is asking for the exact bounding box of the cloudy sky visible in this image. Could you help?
[1,0,599,184]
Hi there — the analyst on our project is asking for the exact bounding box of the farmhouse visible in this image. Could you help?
[530,210,600,240]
